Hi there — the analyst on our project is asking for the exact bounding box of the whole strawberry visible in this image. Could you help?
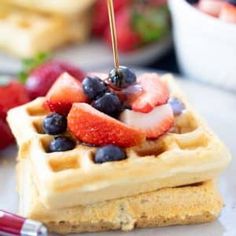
[25,60,85,100]
[104,8,142,52]
[92,0,131,36]
[0,119,14,150]
[104,1,169,52]
[0,78,29,150]
[0,79,29,114]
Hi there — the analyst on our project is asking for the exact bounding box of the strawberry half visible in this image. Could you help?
[219,3,236,23]
[45,73,88,115]
[68,103,145,147]
[120,104,174,139]
[129,73,169,113]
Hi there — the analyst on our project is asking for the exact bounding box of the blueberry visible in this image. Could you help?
[82,76,107,100]
[92,92,122,116]
[48,136,76,152]
[43,113,67,135]
[108,66,137,89]
[168,97,185,116]
[226,0,236,6]
[94,145,126,164]
[186,0,199,4]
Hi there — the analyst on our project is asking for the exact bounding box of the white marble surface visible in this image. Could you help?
[0,76,236,236]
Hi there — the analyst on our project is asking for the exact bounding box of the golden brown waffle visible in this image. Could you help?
[0,0,96,16]
[0,5,91,57]
[8,74,231,209]
[17,159,223,234]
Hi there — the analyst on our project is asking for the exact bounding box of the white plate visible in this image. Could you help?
[0,37,172,75]
[1,75,236,236]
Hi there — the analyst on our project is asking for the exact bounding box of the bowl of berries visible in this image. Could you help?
[168,0,236,91]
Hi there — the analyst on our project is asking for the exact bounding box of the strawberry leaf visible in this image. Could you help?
[18,52,50,83]
[132,5,169,43]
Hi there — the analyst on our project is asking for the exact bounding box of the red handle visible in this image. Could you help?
[0,210,24,235]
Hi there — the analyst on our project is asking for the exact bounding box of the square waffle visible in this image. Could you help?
[0,0,96,16]
[7,74,231,209]
[17,158,223,234]
[0,4,91,58]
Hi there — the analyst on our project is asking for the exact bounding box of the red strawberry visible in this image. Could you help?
[120,104,174,139]
[129,73,169,113]
[92,0,131,36]
[0,80,29,114]
[0,119,14,150]
[104,8,141,52]
[68,103,145,147]
[45,73,88,115]
[0,105,6,121]
[26,60,85,100]
[198,0,224,17]
[219,3,236,23]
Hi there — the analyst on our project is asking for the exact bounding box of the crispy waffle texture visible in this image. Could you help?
[0,5,91,57]
[17,159,223,234]
[7,74,231,210]
[0,0,96,16]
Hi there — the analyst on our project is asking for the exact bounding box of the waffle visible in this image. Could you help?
[7,74,231,209]
[0,5,91,58]
[17,158,223,234]
[0,0,96,16]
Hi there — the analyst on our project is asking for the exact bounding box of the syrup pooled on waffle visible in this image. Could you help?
[7,71,231,209]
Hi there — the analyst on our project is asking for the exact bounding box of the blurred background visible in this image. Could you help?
[0,0,236,150]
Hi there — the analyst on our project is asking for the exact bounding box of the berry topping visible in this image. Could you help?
[48,136,76,152]
[129,73,169,113]
[43,113,67,135]
[219,2,236,23]
[120,104,174,139]
[82,76,107,100]
[186,0,199,4]
[168,97,186,116]
[68,103,145,147]
[226,0,236,6]
[45,73,88,115]
[25,60,85,100]
[92,92,122,117]
[198,0,225,17]
[108,66,137,89]
[94,145,127,164]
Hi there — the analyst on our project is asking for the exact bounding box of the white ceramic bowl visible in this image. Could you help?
[168,0,236,91]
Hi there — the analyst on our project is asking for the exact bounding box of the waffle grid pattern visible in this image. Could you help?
[8,74,230,209]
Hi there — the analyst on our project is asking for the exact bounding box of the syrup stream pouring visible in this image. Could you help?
[107,0,120,70]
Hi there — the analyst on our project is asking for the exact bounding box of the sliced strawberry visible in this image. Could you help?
[0,119,14,150]
[120,104,174,139]
[129,73,169,113]
[219,3,236,23]
[68,103,145,147]
[198,0,224,17]
[45,73,88,115]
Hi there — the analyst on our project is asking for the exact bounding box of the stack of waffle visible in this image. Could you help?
[0,0,95,58]
[7,74,231,234]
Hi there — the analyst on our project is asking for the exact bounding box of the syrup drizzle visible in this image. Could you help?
[107,0,120,70]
